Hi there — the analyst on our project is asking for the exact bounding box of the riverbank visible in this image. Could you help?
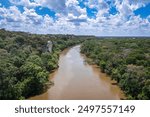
[30,45,125,100]
[0,29,84,100]
[80,39,150,100]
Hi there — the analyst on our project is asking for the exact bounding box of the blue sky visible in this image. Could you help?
[0,0,150,36]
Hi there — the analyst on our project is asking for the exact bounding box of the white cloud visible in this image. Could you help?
[87,0,98,9]
[98,0,109,10]
[35,0,66,13]
[23,7,43,25]
[0,6,54,33]
[43,14,54,26]
[66,0,79,7]
[10,0,67,14]
[83,0,150,36]
[0,0,150,36]
[10,0,39,8]
[87,0,109,10]
[68,13,77,19]
[0,6,24,23]
[115,0,149,12]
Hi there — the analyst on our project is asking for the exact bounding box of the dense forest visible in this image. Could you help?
[81,38,150,99]
[0,29,84,99]
[0,29,150,100]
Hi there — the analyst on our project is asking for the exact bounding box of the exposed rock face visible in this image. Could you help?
[47,41,53,52]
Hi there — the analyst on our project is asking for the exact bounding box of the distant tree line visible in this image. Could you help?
[81,39,150,99]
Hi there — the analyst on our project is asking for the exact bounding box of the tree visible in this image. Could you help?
[20,62,48,97]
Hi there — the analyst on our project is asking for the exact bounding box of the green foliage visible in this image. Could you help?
[0,29,84,99]
[81,38,150,100]
[41,52,59,71]
[14,35,25,46]
[20,62,49,97]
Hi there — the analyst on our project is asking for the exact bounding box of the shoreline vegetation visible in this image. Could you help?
[80,39,150,100]
[0,29,84,99]
[0,29,149,100]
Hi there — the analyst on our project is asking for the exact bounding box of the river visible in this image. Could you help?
[30,45,125,100]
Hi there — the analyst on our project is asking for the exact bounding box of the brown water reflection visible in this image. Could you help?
[30,45,125,100]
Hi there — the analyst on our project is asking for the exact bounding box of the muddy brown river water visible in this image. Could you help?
[30,45,125,100]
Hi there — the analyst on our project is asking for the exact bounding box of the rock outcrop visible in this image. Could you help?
[47,41,53,52]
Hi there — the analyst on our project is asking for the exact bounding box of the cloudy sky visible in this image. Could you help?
[0,0,150,36]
